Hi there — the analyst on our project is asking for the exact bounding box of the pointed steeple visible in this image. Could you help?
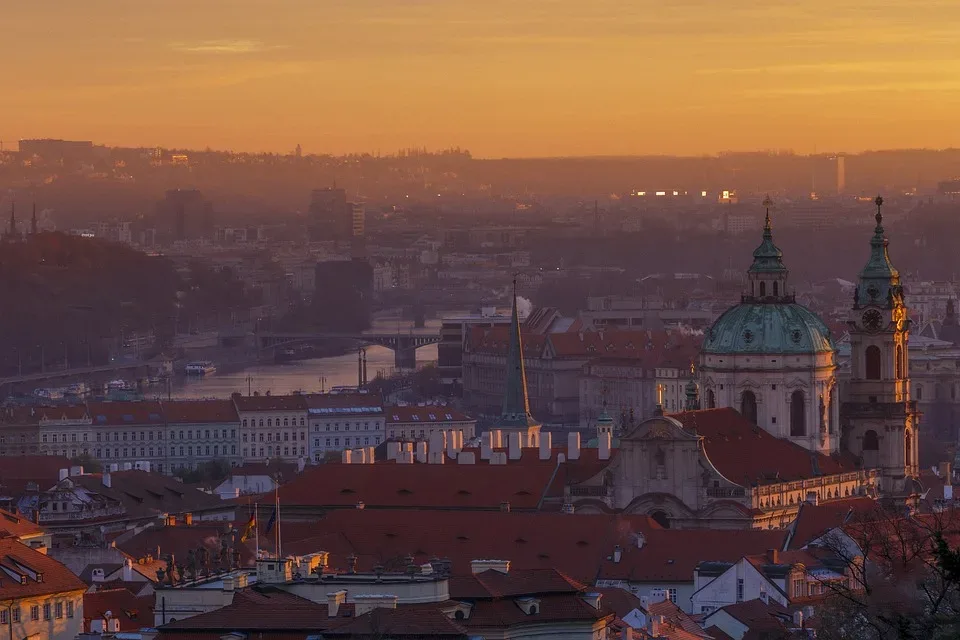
[856,195,901,307]
[499,280,538,429]
[30,203,37,236]
[748,196,786,275]
[744,196,791,303]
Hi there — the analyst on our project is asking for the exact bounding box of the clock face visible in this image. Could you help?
[862,309,883,332]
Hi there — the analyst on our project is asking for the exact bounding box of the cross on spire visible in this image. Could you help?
[874,195,883,227]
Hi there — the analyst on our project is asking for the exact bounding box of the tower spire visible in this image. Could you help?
[499,279,537,429]
[856,194,900,307]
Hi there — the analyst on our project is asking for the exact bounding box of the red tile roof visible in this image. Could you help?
[549,330,702,362]
[162,399,239,424]
[322,605,467,638]
[463,568,586,597]
[598,528,789,583]
[465,326,547,357]
[787,497,881,549]
[306,393,384,413]
[116,521,255,568]
[0,508,45,540]
[159,587,346,632]
[233,394,308,413]
[229,461,298,479]
[463,593,611,628]
[646,597,712,638]
[671,409,858,486]
[704,625,736,640]
[386,406,474,424]
[0,454,73,481]
[0,537,87,600]
[84,587,154,631]
[275,510,662,583]
[274,463,559,510]
[87,400,165,426]
[710,598,791,632]
[72,470,224,520]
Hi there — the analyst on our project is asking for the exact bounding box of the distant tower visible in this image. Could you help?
[7,202,16,240]
[30,203,38,236]
[684,364,700,411]
[295,144,302,159]
[837,155,846,194]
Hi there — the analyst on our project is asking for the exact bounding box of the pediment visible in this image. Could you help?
[622,416,698,442]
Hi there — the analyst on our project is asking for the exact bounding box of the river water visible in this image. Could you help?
[171,319,440,399]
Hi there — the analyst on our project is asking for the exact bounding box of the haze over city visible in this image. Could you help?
[4,0,960,156]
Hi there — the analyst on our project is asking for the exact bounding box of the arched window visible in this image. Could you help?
[905,429,913,468]
[760,282,767,297]
[707,389,716,409]
[740,391,758,425]
[773,281,779,297]
[650,510,670,529]
[865,345,882,380]
[895,345,904,379]
[790,390,806,437]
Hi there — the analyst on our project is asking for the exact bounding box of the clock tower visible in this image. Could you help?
[842,196,920,501]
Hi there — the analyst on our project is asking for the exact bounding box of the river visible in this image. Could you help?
[171,318,440,399]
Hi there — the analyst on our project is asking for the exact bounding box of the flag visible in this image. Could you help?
[240,513,256,542]
[265,508,277,534]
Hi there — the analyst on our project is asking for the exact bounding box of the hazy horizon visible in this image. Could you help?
[5,1,960,157]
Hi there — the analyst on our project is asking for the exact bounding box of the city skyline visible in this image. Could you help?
[4,0,960,157]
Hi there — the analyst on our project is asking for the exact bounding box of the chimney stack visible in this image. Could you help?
[567,432,581,460]
[102,473,111,488]
[539,431,552,460]
[415,441,428,464]
[599,432,611,461]
[58,468,69,482]
[327,590,347,617]
[508,431,522,460]
[342,449,353,464]
[767,549,780,564]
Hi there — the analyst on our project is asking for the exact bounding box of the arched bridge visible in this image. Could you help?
[249,330,441,369]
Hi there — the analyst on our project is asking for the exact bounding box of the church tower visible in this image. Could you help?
[842,196,920,499]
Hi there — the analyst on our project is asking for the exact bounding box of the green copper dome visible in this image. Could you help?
[703,302,835,355]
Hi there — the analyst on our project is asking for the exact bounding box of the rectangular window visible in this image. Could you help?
[66,601,74,618]
[737,579,744,602]
[30,605,38,621]
[55,601,63,619]
[12,607,20,623]
[43,604,50,621]
[0,610,7,624]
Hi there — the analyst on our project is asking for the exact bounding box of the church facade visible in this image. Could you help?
[568,197,919,528]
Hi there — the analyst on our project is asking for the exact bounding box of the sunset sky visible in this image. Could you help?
[4,0,960,157]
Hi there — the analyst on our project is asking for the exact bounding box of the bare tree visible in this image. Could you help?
[812,505,960,640]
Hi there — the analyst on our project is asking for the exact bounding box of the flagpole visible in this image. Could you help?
[274,474,280,559]
[254,502,259,560]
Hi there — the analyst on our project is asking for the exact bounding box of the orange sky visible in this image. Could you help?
[4,0,960,157]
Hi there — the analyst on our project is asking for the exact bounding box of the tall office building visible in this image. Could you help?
[308,187,351,242]
[156,189,213,242]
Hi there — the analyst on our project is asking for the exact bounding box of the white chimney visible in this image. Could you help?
[489,451,508,465]
[481,431,493,460]
[457,430,465,452]
[109,463,119,473]
[457,452,476,465]
[635,532,646,550]
[613,545,622,564]
[354,594,399,616]
[91,568,105,582]
[107,617,120,633]
[122,462,133,471]
[415,441,428,464]
[327,590,347,617]
[398,450,414,464]
[539,432,553,460]
[90,619,105,633]
[647,614,664,637]
[471,559,510,574]
[429,430,445,456]
[58,468,69,482]
[599,432,611,461]
[387,441,401,461]
[122,558,133,582]
[102,473,112,489]
[428,451,446,464]
[222,576,235,592]
[567,432,581,460]
[446,430,460,459]
[508,432,522,460]
[792,610,804,628]
[69,465,83,476]
[491,429,503,449]
[342,449,353,464]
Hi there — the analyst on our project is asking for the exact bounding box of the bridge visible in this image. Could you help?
[0,361,153,392]
[248,330,441,369]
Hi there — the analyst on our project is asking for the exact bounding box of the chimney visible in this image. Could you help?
[342,449,353,464]
[539,432,552,460]
[90,619,105,634]
[222,576,235,592]
[489,451,507,465]
[471,559,510,574]
[759,590,769,604]
[457,452,476,465]
[429,430,445,457]
[398,450,414,464]
[122,462,133,471]
[939,461,952,480]
[109,463,119,473]
[481,434,493,461]
[58,468,69,482]
[327,590,347,617]
[635,532,646,550]
[647,614,664,637]
[567,432,581,460]
[599,432,611,461]
[508,431,522,460]
[415,441,428,464]
[122,558,133,582]
[582,592,602,610]
[446,430,460,459]
[767,549,780,564]
[69,466,83,477]
[354,594,399,617]
[102,473,112,488]
[792,610,804,628]
[613,545,622,564]
[387,441,401,461]
[107,618,120,633]
[491,429,503,449]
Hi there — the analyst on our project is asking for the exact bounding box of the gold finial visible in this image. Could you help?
[690,362,695,376]
[762,195,773,231]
